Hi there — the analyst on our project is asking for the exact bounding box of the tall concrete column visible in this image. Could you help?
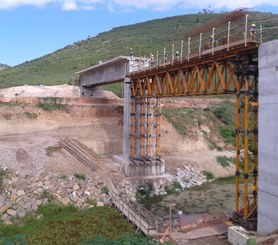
[258,40,278,235]
[123,77,131,160]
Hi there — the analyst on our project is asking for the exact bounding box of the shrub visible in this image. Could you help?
[217,156,230,168]
[24,111,37,119]
[101,186,109,195]
[38,103,65,111]
[74,173,86,181]
[203,171,214,181]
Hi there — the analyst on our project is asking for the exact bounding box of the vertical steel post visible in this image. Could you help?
[245,14,249,47]
[199,33,202,58]
[235,90,241,214]
[180,40,184,63]
[252,78,259,215]
[156,50,159,69]
[227,21,231,51]
[187,37,191,61]
[212,27,215,55]
[244,79,250,220]
[172,44,174,66]
[156,99,161,158]
[163,47,166,67]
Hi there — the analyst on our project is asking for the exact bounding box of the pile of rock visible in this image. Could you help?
[176,165,206,189]
[0,171,110,222]
[117,179,137,202]
[116,165,207,201]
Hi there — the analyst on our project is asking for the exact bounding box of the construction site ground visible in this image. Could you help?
[0,85,241,244]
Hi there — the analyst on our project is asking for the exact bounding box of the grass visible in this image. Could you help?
[101,186,109,195]
[38,103,66,111]
[24,111,38,119]
[162,102,236,149]
[39,190,54,202]
[59,175,67,180]
[0,169,5,187]
[0,204,154,245]
[74,173,86,181]
[217,156,231,168]
[203,171,214,181]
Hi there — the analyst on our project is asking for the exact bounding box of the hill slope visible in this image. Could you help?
[0,63,10,71]
[0,11,277,89]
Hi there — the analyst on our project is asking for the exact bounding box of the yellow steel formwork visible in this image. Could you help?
[129,41,259,229]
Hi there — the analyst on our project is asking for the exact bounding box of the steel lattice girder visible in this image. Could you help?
[130,43,258,98]
[129,43,259,229]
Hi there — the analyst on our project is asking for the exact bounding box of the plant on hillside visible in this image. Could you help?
[216,156,231,168]
[24,111,38,119]
[0,169,6,191]
[38,103,65,111]
[203,171,214,181]
[74,173,86,181]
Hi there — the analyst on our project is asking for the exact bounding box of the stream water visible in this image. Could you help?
[146,183,235,218]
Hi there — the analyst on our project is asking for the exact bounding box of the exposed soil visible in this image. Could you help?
[0,85,234,179]
[0,86,238,244]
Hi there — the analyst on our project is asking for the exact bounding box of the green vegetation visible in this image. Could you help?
[165,181,182,194]
[162,102,236,149]
[38,103,66,111]
[0,169,5,187]
[24,111,38,119]
[217,156,231,168]
[39,190,54,203]
[0,204,153,245]
[59,175,67,180]
[74,173,86,181]
[0,63,9,71]
[203,171,214,181]
[101,186,109,195]
[212,102,236,145]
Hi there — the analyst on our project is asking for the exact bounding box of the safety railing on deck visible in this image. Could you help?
[129,14,278,73]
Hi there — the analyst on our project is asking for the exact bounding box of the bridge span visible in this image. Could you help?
[74,11,278,235]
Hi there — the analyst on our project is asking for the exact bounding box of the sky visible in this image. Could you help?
[1,0,278,67]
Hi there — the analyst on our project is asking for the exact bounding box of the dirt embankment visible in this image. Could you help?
[0,86,235,178]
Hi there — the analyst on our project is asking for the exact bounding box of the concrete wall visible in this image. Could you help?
[258,40,278,235]
[79,60,128,87]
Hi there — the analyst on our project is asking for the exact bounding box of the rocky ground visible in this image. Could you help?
[0,171,109,224]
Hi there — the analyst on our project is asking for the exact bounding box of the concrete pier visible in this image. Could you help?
[123,159,165,177]
[258,40,278,235]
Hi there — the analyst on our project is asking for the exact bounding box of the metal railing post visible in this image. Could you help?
[245,14,249,46]
[156,50,159,69]
[199,33,202,58]
[172,44,174,66]
[260,25,263,43]
[187,37,191,61]
[212,27,215,55]
[163,47,166,67]
[180,40,184,63]
[227,21,231,51]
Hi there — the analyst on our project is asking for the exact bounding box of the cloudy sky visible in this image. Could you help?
[1,0,278,66]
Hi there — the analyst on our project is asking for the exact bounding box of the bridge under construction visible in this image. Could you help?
[77,11,278,235]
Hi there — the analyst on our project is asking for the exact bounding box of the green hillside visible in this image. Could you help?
[0,11,277,90]
[0,64,10,71]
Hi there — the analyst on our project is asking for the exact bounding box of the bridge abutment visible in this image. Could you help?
[258,40,278,235]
